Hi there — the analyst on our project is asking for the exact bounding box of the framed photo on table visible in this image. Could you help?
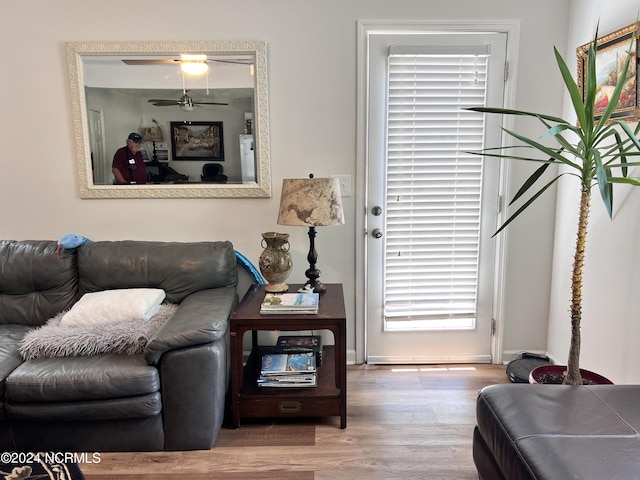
[577,22,640,123]
[170,121,224,161]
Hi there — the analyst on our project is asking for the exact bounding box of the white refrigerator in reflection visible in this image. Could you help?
[239,134,255,183]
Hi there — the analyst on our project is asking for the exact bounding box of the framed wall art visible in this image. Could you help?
[170,121,225,161]
[577,23,639,123]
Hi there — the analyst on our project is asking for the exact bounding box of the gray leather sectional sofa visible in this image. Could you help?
[474,383,640,479]
[0,239,238,452]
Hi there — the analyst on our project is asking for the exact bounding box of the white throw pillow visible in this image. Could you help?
[60,288,166,327]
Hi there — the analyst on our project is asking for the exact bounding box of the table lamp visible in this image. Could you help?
[277,175,345,293]
[142,120,164,164]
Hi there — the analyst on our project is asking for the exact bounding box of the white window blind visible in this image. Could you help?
[384,47,490,329]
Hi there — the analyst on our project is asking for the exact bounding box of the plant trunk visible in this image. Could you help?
[564,186,591,385]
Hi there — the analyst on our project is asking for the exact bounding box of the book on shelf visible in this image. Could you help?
[260,352,317,375]
[275,335,323,366]
[260,292,319,315]
[257,374,317,388]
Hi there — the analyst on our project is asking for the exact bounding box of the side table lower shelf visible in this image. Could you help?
[238,345,342,421]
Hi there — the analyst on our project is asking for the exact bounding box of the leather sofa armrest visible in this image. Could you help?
[159,340,229,450]
[144,287,238,365]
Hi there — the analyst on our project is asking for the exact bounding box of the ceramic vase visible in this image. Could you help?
[259,232,293,292]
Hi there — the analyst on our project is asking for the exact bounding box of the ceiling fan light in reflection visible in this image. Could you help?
[180,54,209,76]
[179,95,195,112]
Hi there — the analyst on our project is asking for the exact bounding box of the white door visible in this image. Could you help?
[88,108,107,184]
[365,30,507,363]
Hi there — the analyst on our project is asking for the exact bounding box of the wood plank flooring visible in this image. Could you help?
[81,364,508,480]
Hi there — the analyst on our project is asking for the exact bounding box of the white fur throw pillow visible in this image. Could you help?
[19,303,177,360]
[60,288,166,327]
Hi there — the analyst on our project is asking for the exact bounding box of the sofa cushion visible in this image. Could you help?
[7,392,162,421]
[60,288,165,326]
[77,240,237,304]
[0,240,78,326]
[6,354,159,402]
[475,384,640,480]
[0,325,34,419]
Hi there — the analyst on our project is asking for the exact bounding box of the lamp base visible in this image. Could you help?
[303,279,326,294]
[303,264,326,293]
[304,226,326,293]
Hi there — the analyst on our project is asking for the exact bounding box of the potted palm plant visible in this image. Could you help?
[469,25,640,385]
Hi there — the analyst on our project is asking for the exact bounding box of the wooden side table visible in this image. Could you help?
[229,283,347,428]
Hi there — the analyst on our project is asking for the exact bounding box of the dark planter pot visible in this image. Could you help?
[529,365,614,385]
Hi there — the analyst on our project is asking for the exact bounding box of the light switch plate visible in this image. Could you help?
[330,174,352,197]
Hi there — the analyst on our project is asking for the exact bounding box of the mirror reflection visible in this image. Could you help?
[67,41,271,198]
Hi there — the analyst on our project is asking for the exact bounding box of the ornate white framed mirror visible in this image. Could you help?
[67,40,271,198]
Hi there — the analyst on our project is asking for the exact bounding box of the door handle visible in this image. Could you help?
[372,228,384,239]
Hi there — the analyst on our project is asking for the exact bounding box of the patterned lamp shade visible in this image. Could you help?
[277,177,345,227]
[142,125,164,142]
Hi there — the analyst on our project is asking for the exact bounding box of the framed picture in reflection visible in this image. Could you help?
[170,121,224,161]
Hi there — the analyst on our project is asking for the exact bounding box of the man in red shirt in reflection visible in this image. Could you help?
[112,132,147,184]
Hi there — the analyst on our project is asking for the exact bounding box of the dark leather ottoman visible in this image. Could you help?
[474,384,640,480]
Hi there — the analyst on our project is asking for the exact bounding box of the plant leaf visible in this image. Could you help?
[613,131,628,177]
[554,46,588,132]
[594,150,613,218]
[583,40,597,130]
[468,106,566,124]
[465,149,560,165]
[502,128,581,170]
[509,163,551,205]
[609,176,640,186]
[493,174,565,237]
[617,121,640,154]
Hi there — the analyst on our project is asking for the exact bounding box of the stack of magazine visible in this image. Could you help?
[275,335,323,367]
[258,351,317,387]
[260,292,319,315]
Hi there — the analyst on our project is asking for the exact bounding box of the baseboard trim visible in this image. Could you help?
[366,354,492,365]
[347,349,357,365]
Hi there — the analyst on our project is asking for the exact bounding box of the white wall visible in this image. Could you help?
[2,0,570,364]
[546,0,640,383]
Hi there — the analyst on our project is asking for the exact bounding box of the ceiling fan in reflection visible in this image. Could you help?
[122,57,253,67]
[147,92,228,112]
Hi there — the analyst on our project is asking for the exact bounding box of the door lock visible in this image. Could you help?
[372,228,384,239]
[372,206,383,216]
